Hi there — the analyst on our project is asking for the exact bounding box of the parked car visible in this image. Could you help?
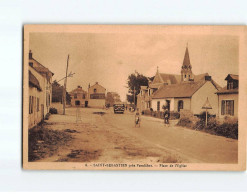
[113,103,125,114]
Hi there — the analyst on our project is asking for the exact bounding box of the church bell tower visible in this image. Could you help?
[181,44,193,82]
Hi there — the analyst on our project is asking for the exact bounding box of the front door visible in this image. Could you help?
[166,100,170,111]
[75,100,80,106]
[85,101,88,107]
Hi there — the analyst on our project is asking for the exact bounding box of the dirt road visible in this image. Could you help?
[37,107,238,164]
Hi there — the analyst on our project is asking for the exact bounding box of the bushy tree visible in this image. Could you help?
[52,80,71,104]
[126,72,148,105]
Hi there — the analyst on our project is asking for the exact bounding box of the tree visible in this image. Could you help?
[52,80,71,104]
[106,92,121,107]
[126,71,149,105]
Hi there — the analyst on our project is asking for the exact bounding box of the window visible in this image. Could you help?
[74,94,77,99]
[185,75,186,78]
[29,96,34,114]
[178,100,184,112]
[83,94,85,99]
[157,101,160,111]
[29,62,33,67]
[221,100,234,116]
[227,82,234,90]
[37,98,39,112]
[94,88,97,93]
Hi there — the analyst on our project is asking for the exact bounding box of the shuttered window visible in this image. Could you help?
[221,100,234,116]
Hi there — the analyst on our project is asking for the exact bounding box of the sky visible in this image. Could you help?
[30,33,239,101]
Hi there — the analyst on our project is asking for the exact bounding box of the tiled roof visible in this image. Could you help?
[29,71,42,91]
[152,80,206,98]
[32,58,54,76]
[69,87,87,94]
[225,74,239,81]
[216,86,238,94]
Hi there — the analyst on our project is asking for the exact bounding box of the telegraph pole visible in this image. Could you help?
[133,86,136,107]
[63,54,69,115]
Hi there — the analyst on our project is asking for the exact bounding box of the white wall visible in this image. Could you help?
[191,81,219,115]
[152,98,174,111]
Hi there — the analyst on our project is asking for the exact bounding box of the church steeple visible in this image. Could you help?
[181,44,193,82]
[182,44,191,68]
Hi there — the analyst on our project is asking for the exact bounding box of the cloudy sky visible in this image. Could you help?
[30,33,239,101]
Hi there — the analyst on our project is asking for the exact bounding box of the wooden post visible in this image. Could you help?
[63,55,69,115]
[205,108,208,127]
[134,86,136,107]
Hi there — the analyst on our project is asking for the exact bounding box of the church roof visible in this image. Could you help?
[152,80,206,99]
[152,75,221,99]
[159,73,181,84]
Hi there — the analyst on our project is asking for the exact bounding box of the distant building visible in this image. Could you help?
[29,50,53,128]
[216,74,238,118]
[69,86,88,107]
[88,82,106,108]
[137,46,221,115]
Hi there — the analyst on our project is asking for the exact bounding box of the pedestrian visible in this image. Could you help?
[164,107,170,127]
[135,108,141,127]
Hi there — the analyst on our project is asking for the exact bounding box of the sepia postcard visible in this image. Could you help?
[23,25,246,170]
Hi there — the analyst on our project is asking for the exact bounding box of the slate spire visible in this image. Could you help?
[181,44,193,82]
[182,45,191,68]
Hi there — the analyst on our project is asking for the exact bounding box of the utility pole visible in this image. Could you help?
[133,86,136,107]
[63,54,69,115]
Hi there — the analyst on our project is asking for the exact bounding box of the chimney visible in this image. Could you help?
[96,82,98,84]
[29,50,32,59]
[205,75,211,81]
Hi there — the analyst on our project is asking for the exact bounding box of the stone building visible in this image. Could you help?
[69,86,88,107]
[137,46,221,115]
[88,82,106,108]
[28,50,53,128]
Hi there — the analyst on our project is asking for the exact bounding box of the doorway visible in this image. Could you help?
[166,100,170,111]
[75,100,80,106]
[178,100,184,112]
[85,101,88,107]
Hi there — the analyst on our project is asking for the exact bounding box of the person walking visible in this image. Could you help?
[135,108,141,127]
[164,107,170,127]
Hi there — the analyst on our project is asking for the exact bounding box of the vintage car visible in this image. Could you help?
[113,103,125,114]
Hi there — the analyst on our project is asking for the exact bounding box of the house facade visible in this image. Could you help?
[137,46,221,116]
[69,86,88,107]
[216,74,238,118]
[88,82,106,108]
[28,50,53,128]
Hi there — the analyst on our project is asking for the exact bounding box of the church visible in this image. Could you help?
[137,46,221,116]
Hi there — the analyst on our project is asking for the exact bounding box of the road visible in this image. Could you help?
[38,107,238,164]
